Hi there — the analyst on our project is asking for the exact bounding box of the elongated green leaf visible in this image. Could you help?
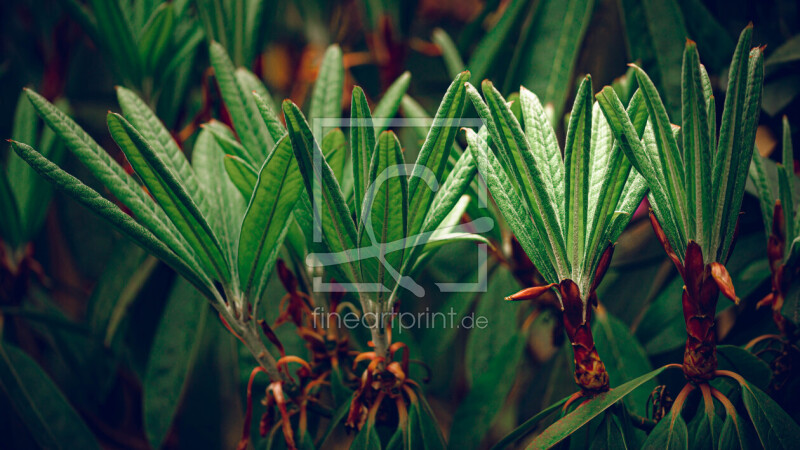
[421,148,477,235]
[0,165,22,246]
[779,164,796,243]
[209,41,269,164]
[0,343,101,450]
[138,3,173,72]
[26,89,197,268]
[681,41,712,247]
[204,120,250,162]
[492,396,570,449]
[713,26,757,259]
[237,67,280,148]
[466,0,528,83]
[642,410,688,449]
[466,128,558,283]
[251,90,285,144]
[719,408,757,449]
[283,100,359,282]
[451,295,526,450]
[359,131,408,302]
[223,154,258,198]
[739,379,800,449]
[351,86,376,220]
[108,113,230,283]
[631,65,687,234]
[472,80,569,277]
[596,87,686,259]
[309,44,344,121]
[506,0,594,119]
[193,129,245,270]
[373,71,412,135]
[116,86,205,210]
[8,140,214,298]
[407,72,470,239]
[87,0,142,84]
[432,29,464,78]
[6,92,66,241]
[749,151,775,239]
[239,135,303,299]
[144,278,208,450]
[563,76,593,273]
[529,365,672,448]
[718,44,764,261]
[520,86,564,224]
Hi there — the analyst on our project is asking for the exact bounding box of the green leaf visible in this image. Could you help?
[203,120,250,161]
[209,41,270,164]
[466,128,558,283]
[373,71,412,136]
[9,140,214,298]
[309,44,344,121]
[592,308,654,416]
[595,86,686,259]
[6,92,66,241]
[492,396,570,450]
[590,410,630,450]
[25,89,196,269]
[350,86,376,219]
[528,365,672,448]
[193,129,245,270]
[107,113,230,283]
[465,0,528,83]
[520,86,564,225]
[0,342,101,450]
[407,72,470,238]
[144,278,208,450]
[251,88,285,145]
[238,135,303,300]
[681,40,713,248]
[779,165,796,244]
[432,29,464,78]
[719,409,756,450]
[223,154,258,198]
[450,321,525,450]
[506,0,595,119]
[471,80,569,277]
[749,151,775,242]
[86,0,142,84]
[116,86,205,211]
[358,131,408,302]
[411,385,446,450]
[0,166,22,246]
[563,76,593,272]
[283,100,359,282]
[714,27,764,261]
[138,3,174,73]
[739,379,800,449]
[420,149,477,236]
[631,65,688,236]
[641,410,688,449]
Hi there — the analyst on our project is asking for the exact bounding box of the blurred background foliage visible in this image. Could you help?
[0,0,798,448]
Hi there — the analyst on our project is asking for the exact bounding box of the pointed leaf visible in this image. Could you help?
[373,71,412,135]
[283,100,359,282]
[223,154,258,198]
[407,72,470,238]
[351,86,376,219]
[564,76,593,272]
[309,45,344,121]
[107,113,230,283]
[358,131,408,302]
[238,135,303,299]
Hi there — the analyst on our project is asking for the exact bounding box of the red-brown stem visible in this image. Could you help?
[560,279,609,393]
